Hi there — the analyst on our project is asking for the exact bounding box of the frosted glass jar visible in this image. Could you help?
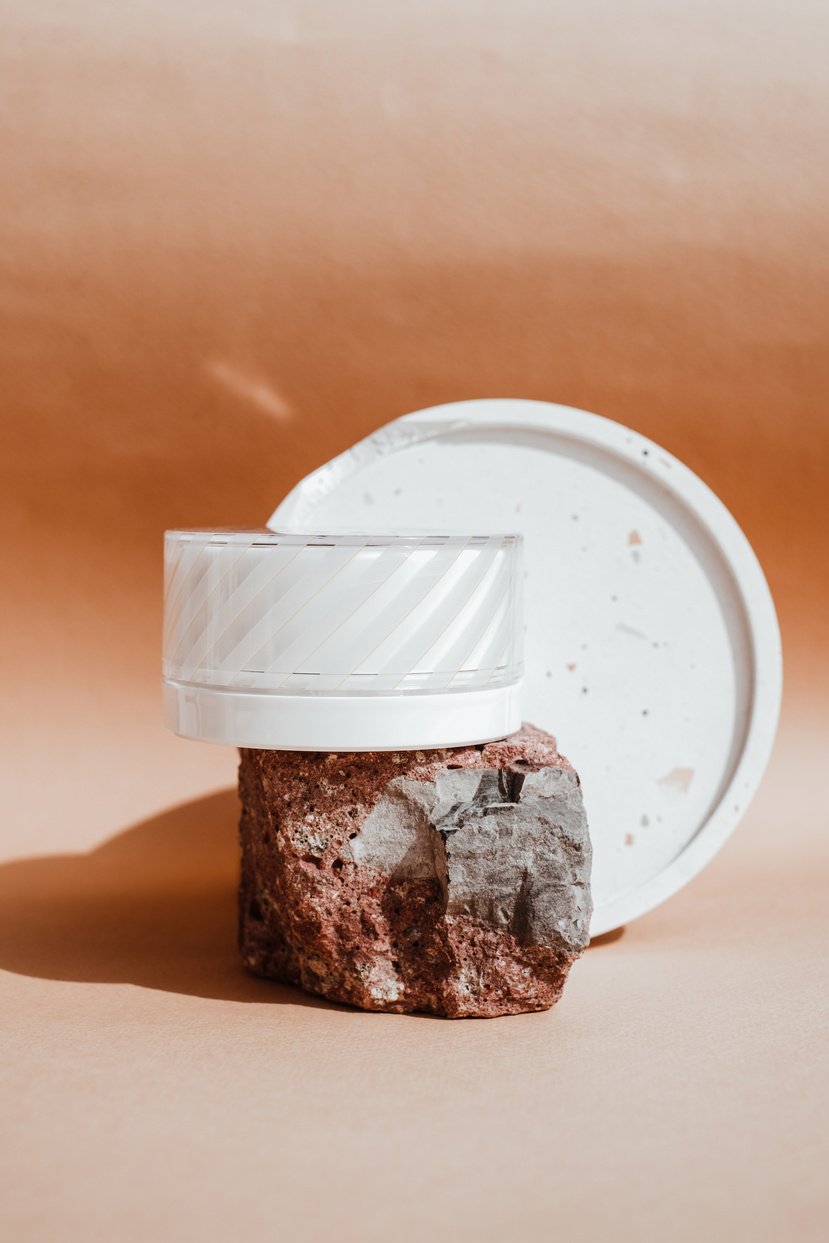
[163,529,523,751]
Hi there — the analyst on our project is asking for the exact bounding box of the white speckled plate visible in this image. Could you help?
[269,400,782,935]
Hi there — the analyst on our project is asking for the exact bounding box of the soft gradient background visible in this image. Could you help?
[2,3,827,1240]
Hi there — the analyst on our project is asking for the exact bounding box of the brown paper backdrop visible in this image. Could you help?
[2,3,827,1239]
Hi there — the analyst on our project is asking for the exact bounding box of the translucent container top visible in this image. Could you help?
[162,529,523,750]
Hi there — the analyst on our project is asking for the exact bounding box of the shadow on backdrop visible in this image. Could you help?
[0,790,331,1007]
[0,789,623,1004]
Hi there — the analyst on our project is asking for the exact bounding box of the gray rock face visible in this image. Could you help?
[238,725,593,1017]
[344,766,591,954]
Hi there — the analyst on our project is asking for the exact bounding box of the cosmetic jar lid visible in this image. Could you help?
[163,528,523,751]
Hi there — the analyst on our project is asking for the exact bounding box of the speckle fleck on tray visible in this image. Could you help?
[616,622,647,641]
[658,767,695,793]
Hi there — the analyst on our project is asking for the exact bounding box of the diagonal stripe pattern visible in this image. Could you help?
[163,529,523,696]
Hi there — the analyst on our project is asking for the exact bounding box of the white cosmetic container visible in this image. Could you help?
[163,529,523,751]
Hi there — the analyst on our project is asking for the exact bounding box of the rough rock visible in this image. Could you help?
[238,724,592,1018]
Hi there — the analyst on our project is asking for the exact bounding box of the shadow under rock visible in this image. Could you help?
[589,927,625,948]
[0,790,332,1007]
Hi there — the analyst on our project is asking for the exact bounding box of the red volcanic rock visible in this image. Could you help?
[238,724,592,1018]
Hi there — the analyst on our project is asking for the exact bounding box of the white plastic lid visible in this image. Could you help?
[163,528,523,750]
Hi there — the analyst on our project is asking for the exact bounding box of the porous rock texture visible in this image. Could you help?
[238,724,592,1018]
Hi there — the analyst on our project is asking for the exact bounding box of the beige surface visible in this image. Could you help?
[2,2,827,1239]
